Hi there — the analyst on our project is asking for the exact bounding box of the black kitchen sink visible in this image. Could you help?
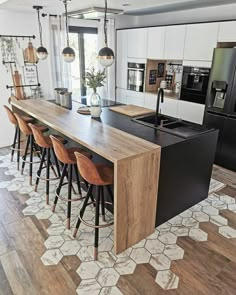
[132,114,209,138]
[132,114,177,127]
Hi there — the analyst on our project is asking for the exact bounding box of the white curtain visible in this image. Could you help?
[49,15,72,90]
[98,18,116,101]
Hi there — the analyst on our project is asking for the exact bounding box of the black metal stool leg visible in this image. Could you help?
[73,184,94,238]
[94,186,101,260]
[46,148,50,205]
[67,164,73,229]
[101,186,106,222]
[17,126,21,170]
[35,148,46,191]
[21,135,30,175]
[52,164,67,212]
[29,134,34,185]
[106,185,114,203]
[74,164,82,197]
[11,126,18,162]
[52,148,61,177]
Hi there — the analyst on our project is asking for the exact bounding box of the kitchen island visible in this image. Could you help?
[11,99,218,253]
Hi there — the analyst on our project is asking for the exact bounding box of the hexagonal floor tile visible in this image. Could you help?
[22,205,40,216]
[189,229,208,242]
[219,195,235,204]
[158,232,177,245]
[41,249,63,265]
[97,268,120,287]
[202,206,219,216]
[114,257,136,275]
[130,248,151,264]
[155,270,179,290]
[146,230,159,240]
[47,223,65,236]
[99,238,113,252]
[168,216,183,226]
[150,254,171,271]
[219,226,236,238]
[132,239,146,248]
[170,226,189,237]
[76,279,101,295]
[44,236,64,249]
[96,252,116,268]
[156,222,171,233]
[190,204,202,212]
[77,261,100,279]
[210,215,228,227]
[78,232,95,247]
[36,208,53,220]
[100,286,123,295]
[192,211,209,222]
[179,209,193,218]
[164,244,184,260]
[145,239,165,254]
[77,246,94,262]
[228,203,236,212]
[60,240,81,256]
[181,217,199,228]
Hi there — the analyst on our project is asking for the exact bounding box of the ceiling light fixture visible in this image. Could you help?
[97,0,115,68]
[33,6,48,60]
[61,0,75,63]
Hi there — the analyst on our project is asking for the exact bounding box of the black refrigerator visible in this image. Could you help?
[204,48,236,171]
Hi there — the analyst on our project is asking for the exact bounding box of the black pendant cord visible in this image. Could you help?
[64,0,70,47]
[37,8,43,46]
[104,0,108,47]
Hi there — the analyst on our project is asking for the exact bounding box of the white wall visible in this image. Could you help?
[0,9,53,147]
[115,3,236,29]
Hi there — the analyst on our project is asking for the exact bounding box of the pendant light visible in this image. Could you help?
[97,0,115,67]
[61,0,75,63]
[33,6,48,60]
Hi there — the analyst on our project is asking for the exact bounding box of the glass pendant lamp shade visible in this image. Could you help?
[33,6,48,61]
[62,46,75,63]
[97,0,115,68]
[61,0,75,63]
[36,46,48,60]
[98,46,114,67]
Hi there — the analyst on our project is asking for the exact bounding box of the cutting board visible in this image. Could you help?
[109,104,154,117]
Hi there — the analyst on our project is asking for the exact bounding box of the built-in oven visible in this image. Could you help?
[180,66,210,104]
[127,62,145,92]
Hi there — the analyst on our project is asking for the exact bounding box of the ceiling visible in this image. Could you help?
[0,0,233,15]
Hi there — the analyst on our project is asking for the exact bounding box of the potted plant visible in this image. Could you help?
[83,67,106,117]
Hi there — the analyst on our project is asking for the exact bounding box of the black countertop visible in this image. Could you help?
[95,107,185,148]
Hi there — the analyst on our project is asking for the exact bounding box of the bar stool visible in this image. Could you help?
[50,135,93,229]
[73,152,114,260]
[3,105,34,169]
[29,124,67,205]
[14,113,48,185]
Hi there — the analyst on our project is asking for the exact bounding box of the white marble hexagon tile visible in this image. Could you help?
[1,153,236,295]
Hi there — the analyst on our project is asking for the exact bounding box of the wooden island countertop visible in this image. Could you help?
[11,99,161,254]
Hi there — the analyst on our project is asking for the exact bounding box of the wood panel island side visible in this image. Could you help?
[11,99,161,254]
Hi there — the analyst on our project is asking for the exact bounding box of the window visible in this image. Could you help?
[69,26,98,101]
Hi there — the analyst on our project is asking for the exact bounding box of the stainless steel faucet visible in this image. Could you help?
[154,88,164,127]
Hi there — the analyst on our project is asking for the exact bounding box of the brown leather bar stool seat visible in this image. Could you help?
[50,135,93,230]
[73,152,114,260]
[14,113,48,185]
[3,105,34,169]
[29,124,67,205]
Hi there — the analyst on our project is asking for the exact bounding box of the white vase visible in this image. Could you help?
[90,92,102,118]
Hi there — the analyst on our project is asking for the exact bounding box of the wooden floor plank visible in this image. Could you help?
[0,224,14,256]
[0,260,14,295]
[0,250,39,295]
[5,217,78,295]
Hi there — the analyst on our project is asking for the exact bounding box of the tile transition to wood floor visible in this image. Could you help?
[0,146,236,295]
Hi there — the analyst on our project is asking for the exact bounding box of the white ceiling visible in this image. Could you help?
[0,0,232,15]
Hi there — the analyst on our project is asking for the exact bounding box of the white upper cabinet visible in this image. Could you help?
[147,27,166,59]
[218,21,236,42]
[116,30,128,89]
[127,28,147,59]
[184,23,219,61]
[164,25,186,60]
